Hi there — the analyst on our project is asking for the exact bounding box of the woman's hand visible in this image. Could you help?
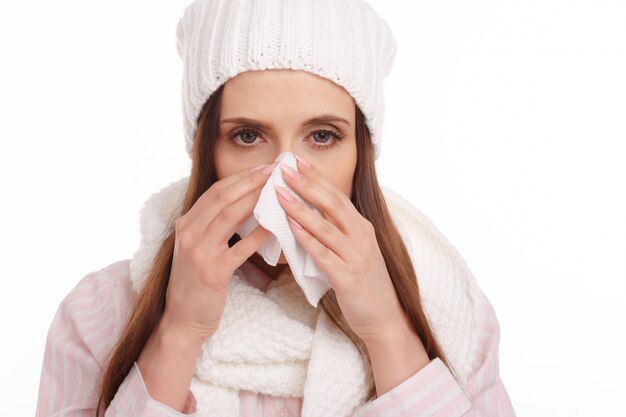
[161,162,277,345]
[274,155,413,345]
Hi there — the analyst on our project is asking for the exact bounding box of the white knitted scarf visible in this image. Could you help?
[129,177,486,417]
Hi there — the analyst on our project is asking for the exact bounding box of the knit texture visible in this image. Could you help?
[129,178,487,417]
[175,0,397,161]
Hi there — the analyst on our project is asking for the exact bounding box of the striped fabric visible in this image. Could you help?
[239,390,303,417]
[35,259,516,416]
[110,363,197,416]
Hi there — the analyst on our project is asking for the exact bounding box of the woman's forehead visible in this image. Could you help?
[222,69,353,105]
[219,70,355,127]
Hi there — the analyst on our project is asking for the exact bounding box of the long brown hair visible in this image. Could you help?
[95,81,460,415]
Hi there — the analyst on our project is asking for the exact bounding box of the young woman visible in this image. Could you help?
[35,1,517,416]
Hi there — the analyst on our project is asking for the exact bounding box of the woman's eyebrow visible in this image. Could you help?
[220,114,350,130]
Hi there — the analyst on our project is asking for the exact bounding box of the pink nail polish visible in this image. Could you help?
[251,163,270,172]
[274,185,294,202]
[280,164,301,181]
[262,163,277,175]
[288,215,304,230]
[294,153,311,168]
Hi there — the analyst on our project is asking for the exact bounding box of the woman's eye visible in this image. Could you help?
[236,130,259,144]
[308,129,345,150]
[229,128,344,151]
[312,130,334,144]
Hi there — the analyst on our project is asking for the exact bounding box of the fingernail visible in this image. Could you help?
[262,163,277,175]
[251,163,270,172]
[294,153,311,168]
[288,215,304,230]
[280,164,301,181]
[274,185,294,202]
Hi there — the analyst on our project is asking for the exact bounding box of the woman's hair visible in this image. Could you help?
[95,83,460,415]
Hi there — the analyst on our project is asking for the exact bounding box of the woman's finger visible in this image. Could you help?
[224,225,273,271]
[185,163,276,235]
[184,162,275,225]
[280,159,360,235]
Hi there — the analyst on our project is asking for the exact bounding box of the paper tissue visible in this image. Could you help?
[235,152,332,307]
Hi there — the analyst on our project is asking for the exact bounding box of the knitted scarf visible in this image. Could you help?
[128,177,485,417]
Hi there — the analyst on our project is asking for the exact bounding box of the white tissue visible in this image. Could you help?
[235,152,331,307]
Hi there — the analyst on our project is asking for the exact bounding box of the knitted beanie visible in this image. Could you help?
[175,0,398,161]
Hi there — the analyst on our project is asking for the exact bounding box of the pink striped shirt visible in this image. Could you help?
[35,259,516,416]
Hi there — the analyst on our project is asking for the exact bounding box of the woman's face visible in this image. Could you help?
[215,69,357,264]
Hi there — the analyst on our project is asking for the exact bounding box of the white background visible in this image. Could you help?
[1,0,624,416]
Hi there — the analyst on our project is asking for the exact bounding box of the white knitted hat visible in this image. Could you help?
[175,0,398,161]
